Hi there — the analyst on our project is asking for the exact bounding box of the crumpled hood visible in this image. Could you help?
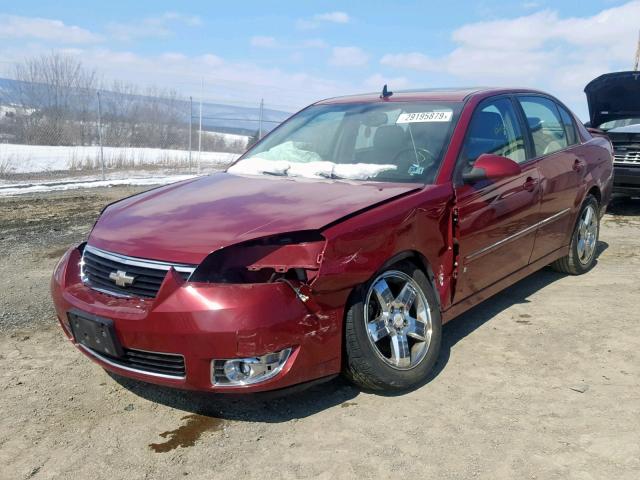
[584,71,640,127]
[88,172,420,265]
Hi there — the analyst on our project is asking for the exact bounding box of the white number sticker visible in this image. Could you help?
[396,111,452,123]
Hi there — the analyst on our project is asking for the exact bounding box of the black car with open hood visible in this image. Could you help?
[585,71,640,196]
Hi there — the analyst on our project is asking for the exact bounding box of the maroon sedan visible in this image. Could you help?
[51,87,613,393]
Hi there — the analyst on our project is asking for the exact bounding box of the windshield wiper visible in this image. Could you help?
[263,170,289,177]
[319,171,345,180]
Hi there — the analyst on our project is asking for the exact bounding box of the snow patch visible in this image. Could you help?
[0,175,199,196]
[0,144,239,174]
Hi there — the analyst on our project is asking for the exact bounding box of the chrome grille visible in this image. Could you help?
[81,345,186,378]
[81,245,196,299]
[613,148,640,165]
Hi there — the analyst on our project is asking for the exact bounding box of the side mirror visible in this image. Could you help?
[462,154,522,184]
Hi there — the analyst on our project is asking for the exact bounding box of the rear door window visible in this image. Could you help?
[518,96,569,156]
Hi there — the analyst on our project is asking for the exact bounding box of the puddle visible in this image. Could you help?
[149,414,225,453]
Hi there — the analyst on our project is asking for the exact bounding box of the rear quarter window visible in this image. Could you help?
[557,104,579,145]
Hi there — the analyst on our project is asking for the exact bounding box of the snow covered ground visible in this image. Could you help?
[0,143,241,196]
[0,143,239,174]
[0,174,200,196]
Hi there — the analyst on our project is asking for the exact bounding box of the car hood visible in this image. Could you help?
[88,172,420,265]
[584,71,640,127]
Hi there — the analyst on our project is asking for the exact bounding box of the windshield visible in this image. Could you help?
[228,101,462,183]
[599,117,640,131]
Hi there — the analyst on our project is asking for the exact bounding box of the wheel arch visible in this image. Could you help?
[354,249,441,311]
[586,185,601,206]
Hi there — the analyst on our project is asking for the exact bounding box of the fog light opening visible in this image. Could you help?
[213,348,292,386]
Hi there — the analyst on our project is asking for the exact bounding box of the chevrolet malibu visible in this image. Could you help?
[51,87,613,393]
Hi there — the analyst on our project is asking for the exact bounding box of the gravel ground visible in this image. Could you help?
[1,187,639,480]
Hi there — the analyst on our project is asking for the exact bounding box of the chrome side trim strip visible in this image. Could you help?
[465,208,571,263]
[84,245,196,274]
[78,344,186,380]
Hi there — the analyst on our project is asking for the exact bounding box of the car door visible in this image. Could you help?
[453,96,542,302]
[515,96,581,261]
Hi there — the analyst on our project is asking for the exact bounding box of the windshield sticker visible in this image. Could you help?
[408,164,425,176]
[397,111,452,123]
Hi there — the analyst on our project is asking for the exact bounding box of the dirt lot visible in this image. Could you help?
[1,187,639,480]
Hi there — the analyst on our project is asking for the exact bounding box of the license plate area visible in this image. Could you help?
[68,310,124,358]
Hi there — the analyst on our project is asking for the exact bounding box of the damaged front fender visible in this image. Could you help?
[189,230,326,285]
[313,183,457,311]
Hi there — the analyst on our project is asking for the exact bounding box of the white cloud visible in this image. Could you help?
[297,11,350,29]
[363,74,410,91]
[200,54,223,67]
[329,46,369,67]
[107,12,203,41]
[381,52,437,71]
[379,1,640,118]
[160,52,188,62]
[250,36,278,48]
[5,46,346,108]
[160,12,202,27]
[0,14,102,44]
[301,38,329,49]
[314,12,350,23]
[249,36,327,50]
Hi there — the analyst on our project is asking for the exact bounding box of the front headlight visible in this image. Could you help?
[190,231,326,285]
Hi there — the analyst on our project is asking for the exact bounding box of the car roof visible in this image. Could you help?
[315,87,548,105]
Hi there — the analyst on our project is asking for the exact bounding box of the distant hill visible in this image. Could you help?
[0,77,290,137]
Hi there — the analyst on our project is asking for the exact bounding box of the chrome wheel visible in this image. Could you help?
[364,270,433,370]
[576,204,598,265]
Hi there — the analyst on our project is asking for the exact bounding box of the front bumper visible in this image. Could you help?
[613,165,640,195]
[51,247,343,393]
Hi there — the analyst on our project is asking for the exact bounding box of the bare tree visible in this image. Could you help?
[12,53,97,145]
[3,52,245,155]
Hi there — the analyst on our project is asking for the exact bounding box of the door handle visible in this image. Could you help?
[573,158,585,172]
[523,177,537,192]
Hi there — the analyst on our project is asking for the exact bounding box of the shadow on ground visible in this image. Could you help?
[607,196,640,216]
[113,242,607,421]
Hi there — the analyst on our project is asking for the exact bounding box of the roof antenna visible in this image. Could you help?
[380,84,393,99]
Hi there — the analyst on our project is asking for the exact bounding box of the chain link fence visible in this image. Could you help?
[0,78,287,187]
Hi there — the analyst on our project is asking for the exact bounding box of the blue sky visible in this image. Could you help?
[1,0,639,118]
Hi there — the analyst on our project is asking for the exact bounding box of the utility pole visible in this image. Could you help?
[97,91,105,181]
[198,79,203,174]
[188,96,192,173]
[258,98,264,139]
[634,29,640,71]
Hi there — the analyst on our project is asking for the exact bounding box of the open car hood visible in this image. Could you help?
[88,172,420,265]
[584,71,640,127]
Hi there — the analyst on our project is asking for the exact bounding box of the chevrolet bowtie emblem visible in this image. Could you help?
[109,270,135,287]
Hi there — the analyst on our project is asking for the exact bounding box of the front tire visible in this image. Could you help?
[551,195,600,275]
[344,261,442,391]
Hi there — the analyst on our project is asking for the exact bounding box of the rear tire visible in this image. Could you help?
[551,195,600,275]
[343,261,442,391]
